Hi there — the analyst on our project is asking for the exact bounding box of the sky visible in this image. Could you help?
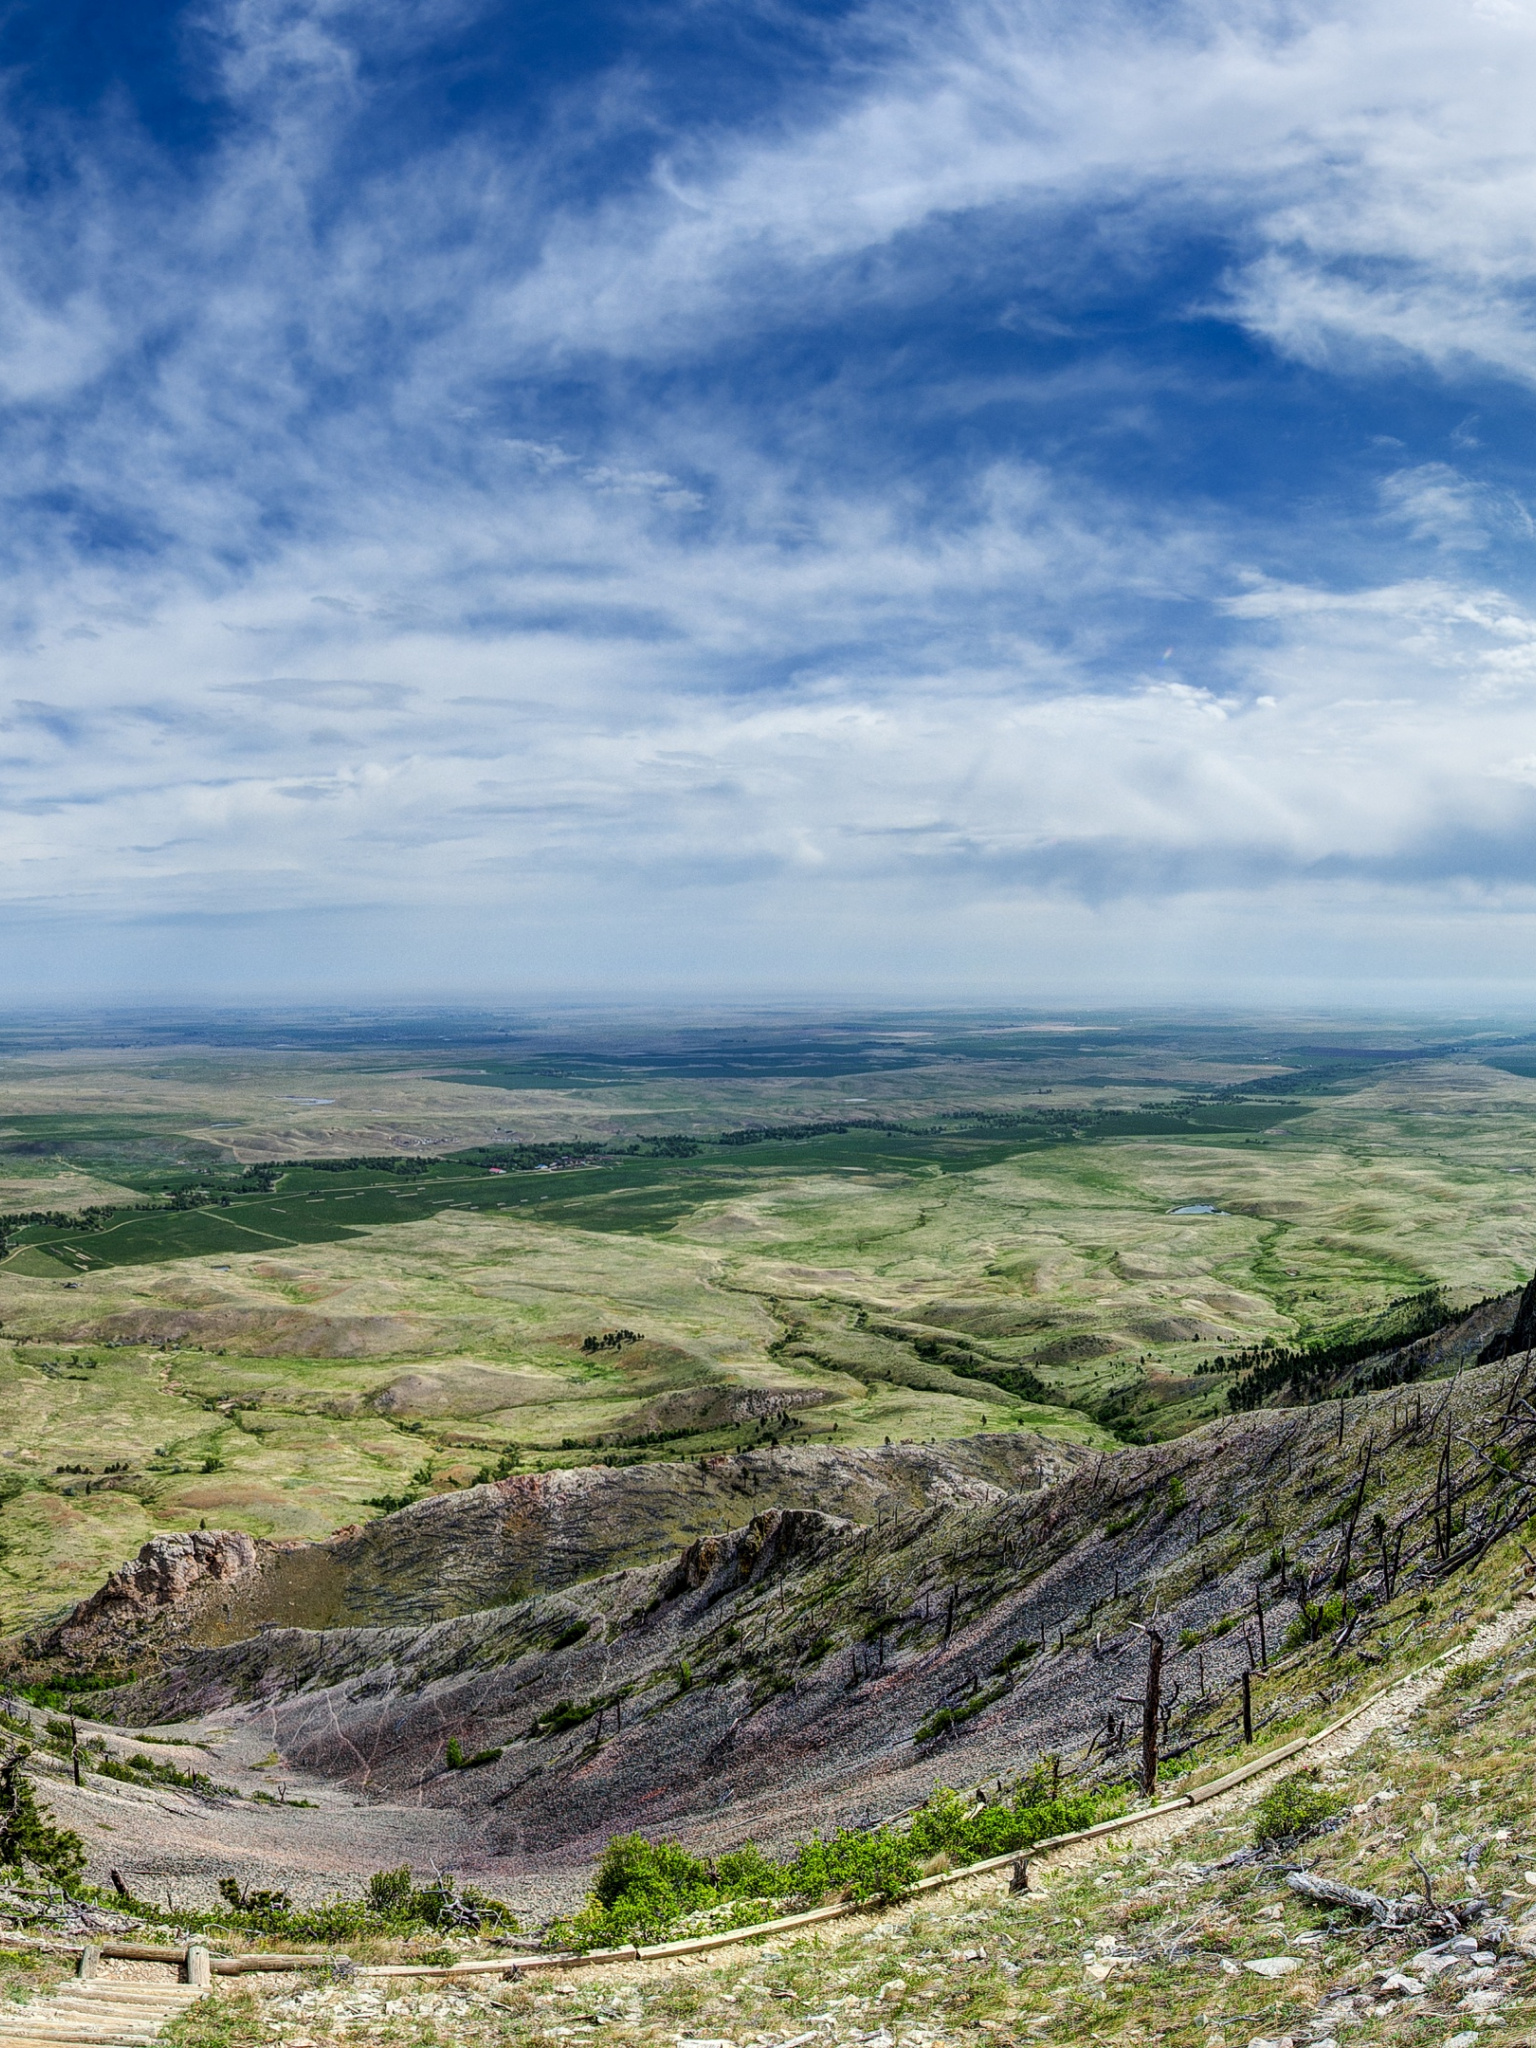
[5,0,1536,1004]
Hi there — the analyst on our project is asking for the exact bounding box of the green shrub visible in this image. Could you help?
[529,1697,608,1739]
[1283,1593,1345,1648]
[1252,1773,1344,1845]
[784,1827,915,1903]
[445,1737,503,1770]
[474,1445,523,1484]
[548,1763,1119,1950]
[365,1867,413,1915]
[991,1639,1041,1675]
[713,1841,780,1895]
[14,1669,131,1712]
[553,1833,721,1946]
[97,1752,239,1798]
[1445,1656,1495,1694]
[215,1866,516,1940]
[914,1679,1010,1745]
[905,1771,1116,1862]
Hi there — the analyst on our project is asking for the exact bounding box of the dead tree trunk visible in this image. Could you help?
[1334,1435,1374,1593]
[1136,1626,1164,1797]
[1435,1421,1454,1562]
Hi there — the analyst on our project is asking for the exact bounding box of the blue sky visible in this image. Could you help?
[4,0,1536,1002]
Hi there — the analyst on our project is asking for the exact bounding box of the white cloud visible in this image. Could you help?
[1,0,1536,995]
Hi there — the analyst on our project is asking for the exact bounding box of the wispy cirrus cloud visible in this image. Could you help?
[3,0,1536,996]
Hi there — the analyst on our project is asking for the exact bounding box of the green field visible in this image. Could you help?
[2,1103,1315,1274]
[0,1010,1533,1626]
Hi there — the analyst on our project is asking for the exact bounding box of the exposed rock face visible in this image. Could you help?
[93,1351,1528,1877]
[40,1530,263,1658]
[42,1433,1080,1649]
[288,1433,1085,1627]
[18,1436,1087,1671]
[659,1507,853,1597]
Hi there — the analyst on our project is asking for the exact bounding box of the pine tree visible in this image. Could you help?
[0,1748,86,1886]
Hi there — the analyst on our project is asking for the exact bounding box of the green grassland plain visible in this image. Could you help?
[0,1013,1535,1627]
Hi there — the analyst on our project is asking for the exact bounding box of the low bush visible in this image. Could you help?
[97,1752,240,1799]
[553,1834,723,1947]
[1444,1655,1496,1694]
[548,1764,1119,1951]
[14,1669,131,1711]
[1252,1773,1344,1845]
[444,1737,503,1770]
[785,1827,915,1904]
[216,1866,517,1940]
[991,1638,1041,1675]
[528,1697,607,1739]
[905,1769,1117,1862]
[915,1681,1010,1745]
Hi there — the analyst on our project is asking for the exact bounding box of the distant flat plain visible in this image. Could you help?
[0,1008,1534,1627]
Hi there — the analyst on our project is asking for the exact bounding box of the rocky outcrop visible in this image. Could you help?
[659,1507,854,1598]
[27,1338,1536,1917]
[37,1530,264,1659]
[63,1433,1085,1644]
[92,1352,1536,1880]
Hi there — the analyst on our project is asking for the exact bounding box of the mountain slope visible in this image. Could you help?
[17,1318,1535,1922]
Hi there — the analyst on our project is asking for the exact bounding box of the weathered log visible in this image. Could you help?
[1285,1870,1420,1925]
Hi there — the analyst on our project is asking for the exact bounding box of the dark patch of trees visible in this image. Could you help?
[1226,1289,1464,1411]
[717,1119,910,1145]
[271,1154,433,1177]
[924,1355,1055,1406]
[454,1143,601,1171]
